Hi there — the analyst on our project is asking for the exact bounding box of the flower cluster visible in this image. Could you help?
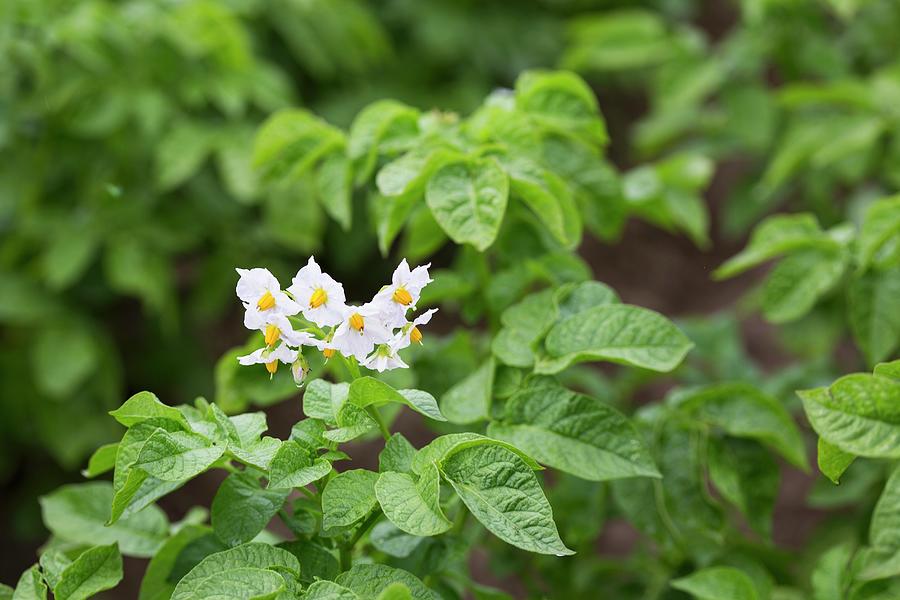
[235,257,435,383]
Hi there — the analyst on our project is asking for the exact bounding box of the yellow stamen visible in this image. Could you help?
[265,361,278,375]
[309,288,327,309]
[349,312,365,332]
[257,290,276,311]
[264,324,280,346]
[410,326,423,344]
[323,348,335,359]
[392,286,413,306]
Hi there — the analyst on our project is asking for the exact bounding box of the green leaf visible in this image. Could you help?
[40,482,168,558]
[708,437,779,538]
[335,564,437,600]
[514,70,607,144]
[817,437,856,484]
[253,109,344,181]
[268,441,333,489]
[505,158,580,247]
[133,430,225,481]
[812,542,854,600]
[322,469,379,529]
[848,267,900,366]
[412,433,541,475]
[303,379,347,425]
[715,214,834,279]
[857,195,900,271]
[82,442,119,478]
[368,522,425,558]
[30,321,98,398]
[439,358,494,424]
[277,541,338,585]
[53,544,123,600]
[212,472,290,546]
[139,524,211,600]
[539,304,693,373]
[110,419,185,523]
[376,462,452,537]
[487,377,659,481]
[316,152,353,230]
[379,433,416,473]
[171,543,298,600]
[425,157,509,252]
[674,383,807,468]
[858,466,900,580]
[440,444,573,556]
[800,374,900,458]
[39,551,70,591]
[875,360,900,380]
[346,377,445,422]
[347,100,420,183]
[377,583,413,600]
[762,248,848,323]
[304,581,361,600]
[225,412,282,471]
[155,122,213,191]
[196,568,286,599]
[11,565,47,600]
[671,566,759,600]
[109,391,190,428]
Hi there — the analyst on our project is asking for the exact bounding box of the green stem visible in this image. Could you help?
[366,405,391,441]
[339,510,382,571]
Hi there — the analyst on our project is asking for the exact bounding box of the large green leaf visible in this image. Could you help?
[53,544,123,600]
[440,444,573,556]
[800,374,900,458]
[139,525,211,600]
[671,566,759,600]
[487,377,659,481]
[335,564,437,600]
[707,437,779,538]
[345,377,445,422]
[674,383,807,468]
[379,433,416,474]
[411,433,541,475]
[857,196,900,271]
[133,430,225,482]
[439,359,494,424]
[425,157,509,251]
[858,466,900,580]
[848,267,900,366]
[304,581,361,600]
[171,543,298,600]
[347,99,420,183]
[539,304,692,373]
[322,469,380,529]
[762,247,847,323]
[109,391,189,428]
[268,441,333,490]
[514,70,607,144]
[40,482,168,558]
[375,462,452,537]
[11,565,47,600]
[715,214,834,279]
[212,473,290,546]
[253,109,344,180]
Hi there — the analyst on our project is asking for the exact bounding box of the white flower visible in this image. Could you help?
[372,259,432,326]
[238,343,298,376]
[391,309,438,352]
[331,302,393,362]
[255,314,325,349]
[236,268,300,330]
[287,257,347,327]
[362,343,409,372]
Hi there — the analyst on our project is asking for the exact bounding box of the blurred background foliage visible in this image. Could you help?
[2,0,900,591]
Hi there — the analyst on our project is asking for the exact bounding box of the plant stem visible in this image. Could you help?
[339,510,382,571]
[366,405,391,441]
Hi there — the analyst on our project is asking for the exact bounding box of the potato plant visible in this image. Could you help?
[4,2,900,599]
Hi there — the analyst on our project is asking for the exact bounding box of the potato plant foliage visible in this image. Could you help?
[3,1,900,599]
